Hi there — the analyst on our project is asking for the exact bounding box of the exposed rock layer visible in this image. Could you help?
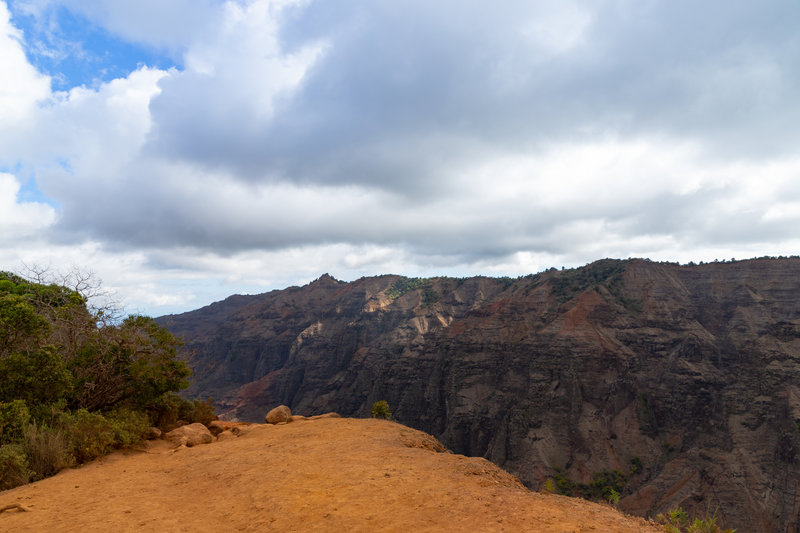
[158,258,800,532]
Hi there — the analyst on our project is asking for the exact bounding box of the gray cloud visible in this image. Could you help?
[4,0,800,316]
[146,0,800,192]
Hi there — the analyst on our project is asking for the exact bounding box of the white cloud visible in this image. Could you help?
[1,0,800,316]
[0,1,50,124]
[0,172,57,242]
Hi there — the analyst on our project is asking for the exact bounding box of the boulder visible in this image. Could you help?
[146,427,162,440]
[208,420,238,437]
[265,405,292,424]
[164,423,214,447]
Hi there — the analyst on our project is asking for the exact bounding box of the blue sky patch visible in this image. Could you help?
[8,3,177,90]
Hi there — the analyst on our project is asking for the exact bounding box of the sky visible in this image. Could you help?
[1,0,799,317]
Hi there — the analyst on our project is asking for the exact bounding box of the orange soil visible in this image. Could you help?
[0,418,662,532]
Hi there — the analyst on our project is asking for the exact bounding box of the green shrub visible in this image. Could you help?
[543,478,556,493]
[107,409,150,448]
[629,456,643,475]
[0,400,31,444]
[587,468,628,501]
[0,293,51,356]
[29,399,69,428]
[0,444,32,490]
[0,346,73,405]
[22,421,72,480]
[147,392,184,430]
[65,409,115,463]
[185,399,216,426]
[553,470,575,496]
[371,400,392,419]
[148,393,216,430]
[386,278,429,300]
[656,508,734,533]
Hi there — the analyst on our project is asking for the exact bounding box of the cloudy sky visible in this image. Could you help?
[1,0,799,316]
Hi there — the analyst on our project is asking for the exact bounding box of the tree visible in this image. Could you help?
[371,400,392,419]
[69,315,190,411]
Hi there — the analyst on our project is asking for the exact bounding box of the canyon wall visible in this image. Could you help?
[158,258,800,532]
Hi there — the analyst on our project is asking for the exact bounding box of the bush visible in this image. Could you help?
[65,409,116,464]
[0,346,73,405]
[107,409,150,448]
[183,399,216,427]
[0,444,32,490]
[148,393,215,431]
[371,400,392,419]
[587,468,628,501]
[0,400,31,444]
[22,421,72,480]
[656,507,735,533]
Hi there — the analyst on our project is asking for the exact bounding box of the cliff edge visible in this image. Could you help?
[0,417,659,532]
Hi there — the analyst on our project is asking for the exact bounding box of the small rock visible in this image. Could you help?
[289,415,308,422]
[146,427,162,440]
[164,423,214,447]
[265,405,292,424]
[207,420,236,436]
[231,425,257,437]
[216,430,235,441]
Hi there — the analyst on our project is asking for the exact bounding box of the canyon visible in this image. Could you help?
[158,258,800,532]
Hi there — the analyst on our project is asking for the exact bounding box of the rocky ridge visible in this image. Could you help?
[158,258,800,532]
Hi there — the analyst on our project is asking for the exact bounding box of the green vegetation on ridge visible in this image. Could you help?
[0,271,211,491]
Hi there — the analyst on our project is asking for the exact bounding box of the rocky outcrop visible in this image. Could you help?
[164,423,214,447]
[158,259,800,532]
[265,405,292,424]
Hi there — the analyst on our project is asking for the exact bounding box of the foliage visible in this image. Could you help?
[629,456,643,475]
[551,259,631,303]
[656,507,735,533]
[69,315,190,412]
[0,400,31,444]
[148,393,215,431]
[0,346,73,405]
[586,469,628,501]
[549,259,643,312]
[543,477,556,493]
[65,409,117,463]
[182,398,216,427]
[421,287,440,306]
[0,293,50,356]
[386,277,430,300]
[106,409,151,448]
[0,444,32,490]
[371,400,392,419]
[0,269,213,491]
[553,468,575,496]
[22,421,72,480]
[550,463,642,503]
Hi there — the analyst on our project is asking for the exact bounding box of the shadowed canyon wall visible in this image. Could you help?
[158,258,800,532]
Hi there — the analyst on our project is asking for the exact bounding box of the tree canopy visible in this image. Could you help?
[0,270,202,490]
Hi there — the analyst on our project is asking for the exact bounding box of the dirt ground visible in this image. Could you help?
[0,417,662,532]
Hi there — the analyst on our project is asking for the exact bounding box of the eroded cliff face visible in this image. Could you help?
[157,259,800,533]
